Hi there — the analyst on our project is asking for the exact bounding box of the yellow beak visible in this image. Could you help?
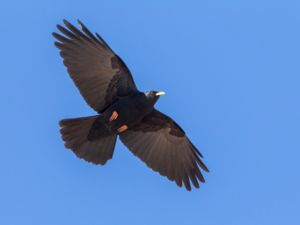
[155,91,166,96]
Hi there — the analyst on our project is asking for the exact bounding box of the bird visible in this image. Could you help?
[53,19,209,191]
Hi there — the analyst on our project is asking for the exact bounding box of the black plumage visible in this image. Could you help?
[53,19,208,191]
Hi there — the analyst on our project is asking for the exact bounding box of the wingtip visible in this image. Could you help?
[187,185,192,191]
[192,184,200,190]
[77,19,83,29]
[202,164,210,173]
[52,32,61,40]
[63,19,70,26]
[77,19,82,25]
[58,119,64,127]
[56,24,62,29]
[200,177,206,183]
[54,41,63,49]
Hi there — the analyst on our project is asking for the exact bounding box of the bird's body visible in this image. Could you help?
[88,91,159,138]
[53,19,208,191]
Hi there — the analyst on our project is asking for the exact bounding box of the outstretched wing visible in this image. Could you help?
[53,19,138,113]
[120,109,209,191]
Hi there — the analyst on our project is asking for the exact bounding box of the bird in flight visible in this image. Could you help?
[53,19,209,191]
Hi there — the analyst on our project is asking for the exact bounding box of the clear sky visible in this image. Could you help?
[1,0,299,224]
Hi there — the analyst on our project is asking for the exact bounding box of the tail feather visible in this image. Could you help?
[59,116,117,165]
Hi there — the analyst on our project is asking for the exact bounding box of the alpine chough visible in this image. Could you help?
[53,19,209,191]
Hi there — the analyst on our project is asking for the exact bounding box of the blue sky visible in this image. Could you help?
[1,0,299,224]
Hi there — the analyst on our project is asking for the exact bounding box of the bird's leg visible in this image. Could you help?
[109,110,118,122]
[117,125,128,133]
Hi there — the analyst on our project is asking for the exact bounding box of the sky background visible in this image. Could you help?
[0,0,299,224]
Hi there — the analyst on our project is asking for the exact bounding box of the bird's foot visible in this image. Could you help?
[117,125,128,133]
[109,111,118,122]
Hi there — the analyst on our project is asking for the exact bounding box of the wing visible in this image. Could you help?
[119,109,209,191]
[53,19,138,113]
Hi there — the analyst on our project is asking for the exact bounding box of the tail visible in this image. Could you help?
[59,116,117,165]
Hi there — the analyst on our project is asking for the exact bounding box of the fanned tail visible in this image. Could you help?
[59,116,117,165]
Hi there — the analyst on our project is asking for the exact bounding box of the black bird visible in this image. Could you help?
[53,19,209,191]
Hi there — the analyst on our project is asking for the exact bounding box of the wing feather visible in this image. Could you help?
[120,109,208,191]
[53,19,138,112]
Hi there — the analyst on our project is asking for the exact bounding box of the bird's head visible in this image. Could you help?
[145,90,166,105]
